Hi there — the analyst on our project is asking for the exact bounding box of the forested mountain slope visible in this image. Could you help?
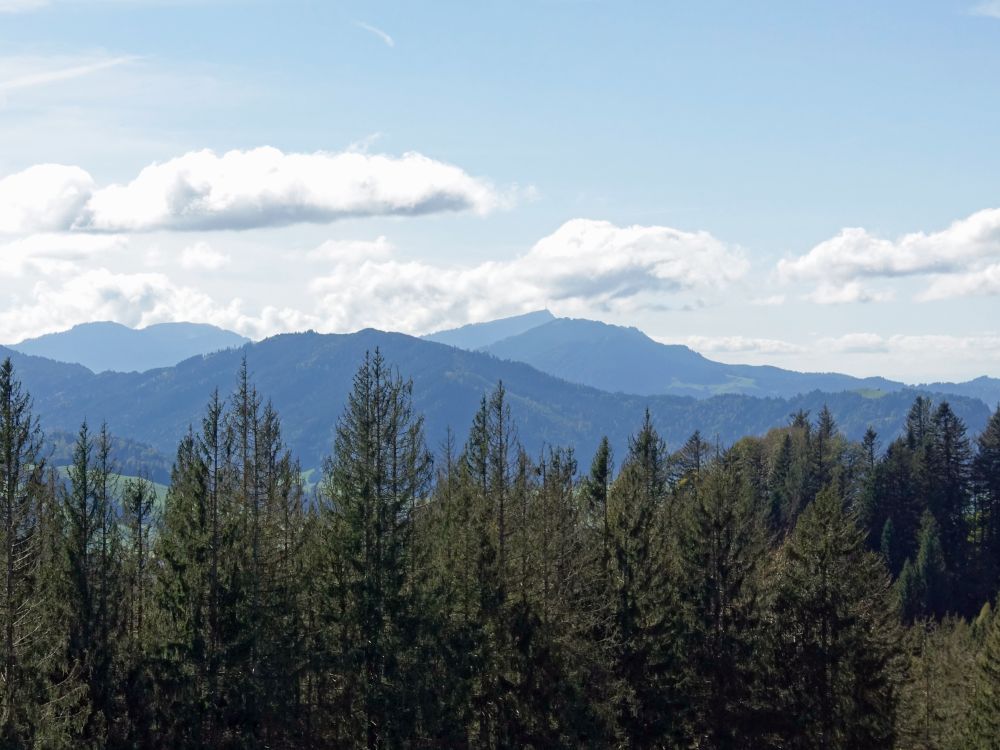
[423,308,556,349]
[483,316,904,397]
[0,330,991,472]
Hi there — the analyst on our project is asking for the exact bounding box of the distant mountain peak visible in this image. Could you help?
[8,321,250,373]
[423,309,556,350]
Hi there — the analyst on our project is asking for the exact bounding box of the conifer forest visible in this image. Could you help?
[1,350,1000,749]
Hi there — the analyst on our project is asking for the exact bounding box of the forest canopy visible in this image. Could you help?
[1,352,999,749]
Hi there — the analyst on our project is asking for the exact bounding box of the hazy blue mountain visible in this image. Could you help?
[8,321,250,373]
[482,317,903,398]
[423,309,555,349]
[918,376,1000,409]
[0,332,991,475]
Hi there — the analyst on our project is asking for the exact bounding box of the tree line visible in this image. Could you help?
[1,352,999,749]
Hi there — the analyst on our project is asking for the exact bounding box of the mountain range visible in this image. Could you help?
[1,324,994,475]
[428,312,1000,405]
[7,321,249,373]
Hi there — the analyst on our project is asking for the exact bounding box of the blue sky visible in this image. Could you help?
[1,0,999,381]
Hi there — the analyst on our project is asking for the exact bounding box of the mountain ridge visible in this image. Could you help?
[8,321,250,373]
[0,331,991,475]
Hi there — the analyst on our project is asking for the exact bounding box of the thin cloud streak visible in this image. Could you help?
[0,56,135,92]
[355,21,395,48]
[0,0,48,13]
[972,1,1000,19]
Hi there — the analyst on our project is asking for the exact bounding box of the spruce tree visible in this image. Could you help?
[151,427,212,747]
[973,406,1000,605]
[120,474,157,747]
[0,359,82,745]
[605,410,683,748]
[317,349,432,748]
[965,603,1000,748]
[676,456,769,748]
[928,402,972,601]
[897,617,977,750]
[769,486,902,749]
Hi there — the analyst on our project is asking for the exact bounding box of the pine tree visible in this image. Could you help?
[769,486,902,749]
[317,349,432,748]
[973,406,1000,606]
[0,359,82,745]
[876,437,925,576]
[856,427,881,545]
[676,456,769,748]
[150,427,212,747]
[768,432,795,531]
[928,402,972,600]
[965,603,1000,748]
[898,512,950,624]
[454,384,521,747]
[120,474,157,747]
[605,410,684,748]
[897,617,977,750]
[916,512,949,619]
[812,404,840,495]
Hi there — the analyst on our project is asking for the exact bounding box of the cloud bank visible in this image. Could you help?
[0,147,505,234]
[308,218,748,333]
[778,207,1000,302]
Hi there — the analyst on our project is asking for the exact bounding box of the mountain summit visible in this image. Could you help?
[423,309,555,349]
[8,321,250,373]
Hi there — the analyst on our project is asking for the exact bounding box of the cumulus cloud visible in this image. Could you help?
[308,218,749,333]
[779,209,1000,283]
[920,263,1000,301]
[0,267,317,344]
[0,164,96,233]
[778,207,1000,302]
[180,241,230,271]
[0,147,506,234]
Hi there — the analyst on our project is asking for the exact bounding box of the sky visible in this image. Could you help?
[1,0,999,383]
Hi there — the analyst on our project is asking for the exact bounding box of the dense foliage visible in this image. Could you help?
[1,353,998,749]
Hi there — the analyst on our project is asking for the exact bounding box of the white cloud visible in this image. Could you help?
[920,262,1000,300]
[0,267,317,343]
[820,332,1000,359]
[0,232,126,277]
[308,218,749,333]
[779,208,1000,283]
[180,241,230,270]
[972,1,1000,19]
[676,335,803,355]
[305,236,394,263]
[0,164,96,233]
[819,333,890,354]
[0,56,134,92]
[0,0,48,12]
[355,21,395,47]
[78,147,503,231]
[0,146,506,234]
[806,281,893,305]
[750,294,785,306]
[778,208,1000,302]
